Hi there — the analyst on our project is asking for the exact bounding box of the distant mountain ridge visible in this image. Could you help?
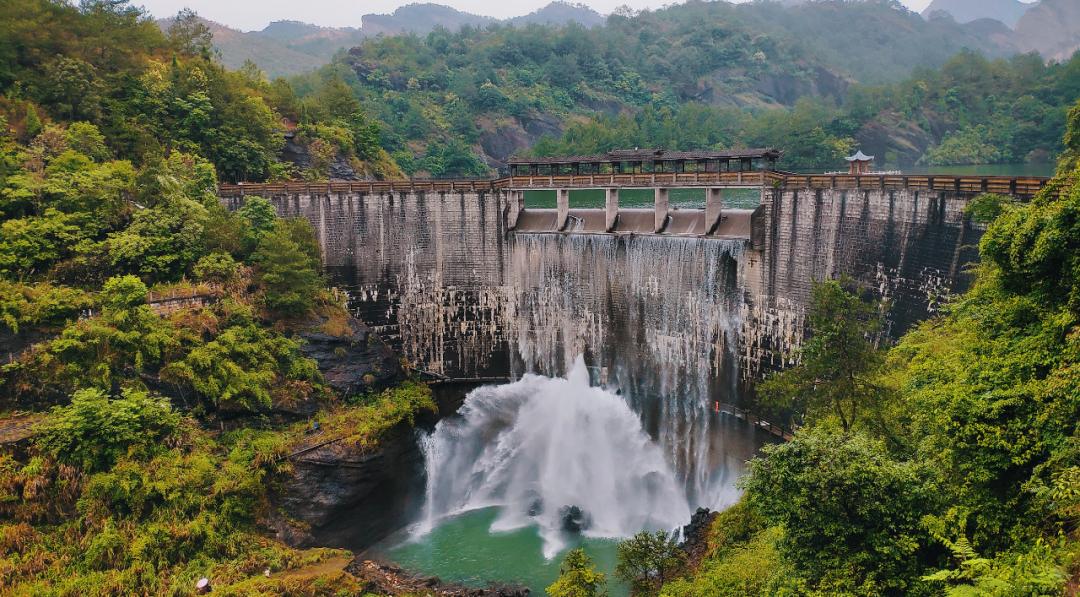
[160,0,1077,80]
[157,2,605,77]
[922,0,1035,28]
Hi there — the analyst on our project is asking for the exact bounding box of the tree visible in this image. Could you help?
[251,219,321,317]
[35,387,181,472]
[166,9,215,61]
[615,530,685,595]
[547,548,607,597]
[757,278,884,432]
[64,122,109,162]
[743,428,934,594]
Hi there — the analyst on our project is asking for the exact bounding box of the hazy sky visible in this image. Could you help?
[135,0,943,32]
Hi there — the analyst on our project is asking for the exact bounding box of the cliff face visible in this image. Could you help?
[1014,0,1080,61]
[271,422,428,550]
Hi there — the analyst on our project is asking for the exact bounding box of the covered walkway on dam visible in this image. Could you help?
[217,147,1055,239]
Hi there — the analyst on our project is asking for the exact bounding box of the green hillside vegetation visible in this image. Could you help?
[0,2,431,593]
[536,50,1080,169]
[0,1,399,183]
[660,100,1080,595]
[279,0,1070,175]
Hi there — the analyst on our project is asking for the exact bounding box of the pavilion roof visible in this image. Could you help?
[508,148,782,166]
[845,150,874,162]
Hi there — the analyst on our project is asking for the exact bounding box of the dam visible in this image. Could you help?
[219,149,1050,509]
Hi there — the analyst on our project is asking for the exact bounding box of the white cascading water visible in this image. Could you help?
[418,355,691,558]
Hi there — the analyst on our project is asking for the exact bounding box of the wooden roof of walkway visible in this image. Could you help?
[507,148,783,166]
[219,171,1054,198]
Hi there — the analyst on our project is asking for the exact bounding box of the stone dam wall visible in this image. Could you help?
[227,187,982,387]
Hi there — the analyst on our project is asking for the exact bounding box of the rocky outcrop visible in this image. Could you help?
[347,560,530,596]
[280,133,363,181]
[270,422,428,550]
[296,312,404,399]
[854,110,936,165]
[680,507,719,570]
[1014,0,1080,61]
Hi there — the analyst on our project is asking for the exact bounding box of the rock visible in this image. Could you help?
[347,559,530,596]
[679,507,718,569]
[280,132,363,181]
[295,312,404,399]
[558,505,592,533]
[269,422,427,550]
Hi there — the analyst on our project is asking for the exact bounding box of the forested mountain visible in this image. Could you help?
[536,51,1080,169]
[278,0,1071,174]
[922,0,1035,27]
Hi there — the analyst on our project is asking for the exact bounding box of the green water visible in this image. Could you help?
[374,507,631,596]
[524,188,763,210]
[795,162,1056,177]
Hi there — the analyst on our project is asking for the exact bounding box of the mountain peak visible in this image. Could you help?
[921,0,1035,28]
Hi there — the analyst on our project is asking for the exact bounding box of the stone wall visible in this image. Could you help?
[231,191,513,379]
[741,187,981,375]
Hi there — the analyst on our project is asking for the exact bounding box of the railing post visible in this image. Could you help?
[605,188,619,232]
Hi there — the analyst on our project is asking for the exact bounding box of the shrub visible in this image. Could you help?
[35,387,181,472]
[548,548,607,597]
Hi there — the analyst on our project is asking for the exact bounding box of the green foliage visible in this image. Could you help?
[252,219,322,317]
[660,527,788,597]
[236,196,278,250]
[615,530,686,596]
[101,274,148,310]
[980,163,1080,313]
[964,193,1012,224]
[162,321,320,411]
[0,280,92,333]
[0,208,86,277]
[547,548,607,597]
[64,121,109,162]
[35,387,181,472]
[193,251,240,284]
[758,278,884,432]
[743,428,934,594]
[921,125,1007,166]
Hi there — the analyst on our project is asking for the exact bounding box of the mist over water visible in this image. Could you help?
[418,356,691,558]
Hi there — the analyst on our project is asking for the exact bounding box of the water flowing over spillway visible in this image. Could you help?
[507,234,757,507]
[418,356,691,558]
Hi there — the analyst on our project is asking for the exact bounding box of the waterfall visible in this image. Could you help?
[506,234,757,507]
[419,356,690,559]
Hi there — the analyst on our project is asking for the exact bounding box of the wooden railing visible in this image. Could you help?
[218,171,1053,198]
[775,174,1051,196]
[218,178,499,197]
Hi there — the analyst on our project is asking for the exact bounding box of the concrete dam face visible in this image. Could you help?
[235,187,980,505]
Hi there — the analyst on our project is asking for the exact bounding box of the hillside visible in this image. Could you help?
[158,17,328,78]
[922,0,1035,27]
[510,2,604,27]
[287,0,1034,174]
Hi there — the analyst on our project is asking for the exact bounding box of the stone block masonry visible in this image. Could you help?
[740,187,981,376]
